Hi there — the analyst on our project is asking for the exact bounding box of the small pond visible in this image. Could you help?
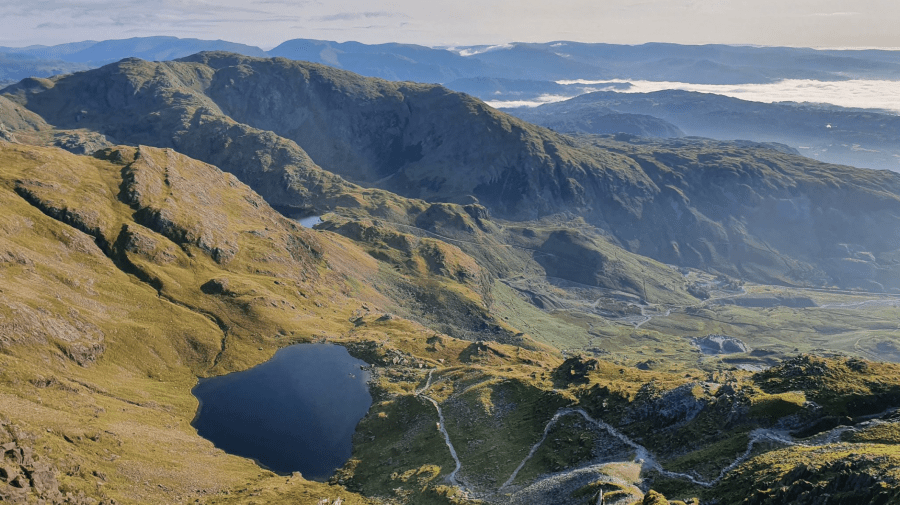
[192,343,372,480]
[297,215,322,228]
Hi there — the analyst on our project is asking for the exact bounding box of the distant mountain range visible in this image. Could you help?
[266,39,900,85]
[2,37,899,172]
[0,36,266,64]
[0,52,89,88]
[503,90,900,171]
[3,36,900,87]
[0,36,266,84]
[1,35,899,172]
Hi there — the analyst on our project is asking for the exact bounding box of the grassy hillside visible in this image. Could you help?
[0,142,546,504]
[0,142,376,503]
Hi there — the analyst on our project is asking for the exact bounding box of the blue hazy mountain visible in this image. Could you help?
[503,105,686,139]
[269,39,900,86]
[507,90,900,171]
[0,52,89,87]
[0,40,99,60]
[4,36,900,90]
[267,39,493,82]
[495,42,900,83]
[0,36,266,65]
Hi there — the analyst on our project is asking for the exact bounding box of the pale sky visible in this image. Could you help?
[0,0,898,50]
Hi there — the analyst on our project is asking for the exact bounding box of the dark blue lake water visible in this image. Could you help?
[191,343,372,480]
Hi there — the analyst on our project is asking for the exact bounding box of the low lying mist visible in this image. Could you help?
[489,78,900,113]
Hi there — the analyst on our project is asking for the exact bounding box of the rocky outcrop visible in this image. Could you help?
[642,490,671,505]
[460,341,513,364]
[0,422,112,505]
[624,382,708,428]
[0,298,106,367]
[741,459,900,505]
[692,335,750,355]
[505,106,686,138]
[554,356,600,384]
[52,130,115,155]
[0,122,16,143]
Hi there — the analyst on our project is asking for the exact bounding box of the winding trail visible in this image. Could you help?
[500,408,706,490]
[409,368,898,502]
[819,298,900,310]
[499,463,641,505]
[415,378,781,494]
[416,370,465,490]
[634,308,672,329]
[500,405,900,494]
[414,369,435,396]
[503,408,817,489]
[500,409,572,490]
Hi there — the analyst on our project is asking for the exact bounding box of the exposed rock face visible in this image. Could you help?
[692,335,750,355]
[624,382,707,428]
[0,299,106,367]
[0,122,16,143]
[0,422,110,505]
[554,355,600,384]
[52,130,115,155]
[504,106,686,138]
[741,458,900,505]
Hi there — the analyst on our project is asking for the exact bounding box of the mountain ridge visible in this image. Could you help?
[505,89,900,171]
[6,51,900,292]
[5,36,900,88]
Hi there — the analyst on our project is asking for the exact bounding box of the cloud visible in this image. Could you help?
[492,79,900,114]
[567,78,900,114]
[23,2,307,33]
[4,0,306,23]
[35,22,71,29]
[485,94,571,108]
[2,0,898,50]
[312,11,401,22]
[253,0,317,4]
[811,12,858,17]
[458,43,513,57]
[1,0,129,16]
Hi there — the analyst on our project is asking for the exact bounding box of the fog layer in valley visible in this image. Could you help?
[489,78,900,113]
